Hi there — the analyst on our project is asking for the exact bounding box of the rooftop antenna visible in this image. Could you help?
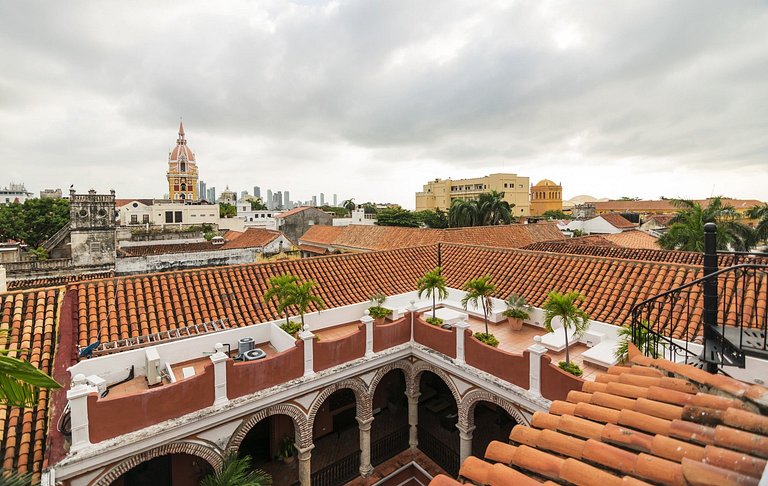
[437,243,442,273]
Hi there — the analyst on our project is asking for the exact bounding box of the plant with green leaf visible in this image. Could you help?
[0,330,61,407]
[558,361,583,376]
[474,332,499,347]
[461,276,496,336]
[367,293,392,320]
[503,294,531,319]
[425,317,444,326]
[200,453,272,486]
[278,434,297,461]
[0,470,35,486]
[657,197,755,252]
[285,279,325,331]
[615,322,664,363]
[263,274,299,326]
[417,267,448,320]
[542,291,590,366]
[279,321,302,337]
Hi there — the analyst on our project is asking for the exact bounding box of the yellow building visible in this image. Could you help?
[415,173,531,216]
[166,121,199,201]
[530,179,563,216]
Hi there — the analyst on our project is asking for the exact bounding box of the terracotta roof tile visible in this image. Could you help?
[600,213,639,229]
[298,225,345,246]
[7,272,115,291]
[602,230,659,250]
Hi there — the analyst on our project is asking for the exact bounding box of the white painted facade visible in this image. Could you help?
[562,215,629,235]
[332,208,377,227]
[235,202,281,230]
[119,200,221,228]
[0,182,33,205]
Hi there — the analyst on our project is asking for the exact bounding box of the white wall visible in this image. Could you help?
[565,216,622,235]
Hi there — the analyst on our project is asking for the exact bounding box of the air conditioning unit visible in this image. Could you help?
[242,348,266,361]
[145,348,162,386]
[238,337,255,356]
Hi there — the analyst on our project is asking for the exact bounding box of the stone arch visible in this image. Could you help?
[368,359,414,398]
[92,439,223,486]
[411,360,462,405]
[307,377,371,444]
[458,389,529,429]
[227,402,309,453]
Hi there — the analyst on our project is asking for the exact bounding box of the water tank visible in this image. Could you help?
[242,348,266,361]
[238,337,255,356]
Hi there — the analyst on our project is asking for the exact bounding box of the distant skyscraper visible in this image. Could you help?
[241,190,248,201]
[311,195,317,206]
[253,186,261,198]
[320,193,325,206]
[266,189,273,210]
[284,191,290,209]
[333,194,337,207]
[276,191,283,209]
[199,180,207,201]
[207,186,216,202]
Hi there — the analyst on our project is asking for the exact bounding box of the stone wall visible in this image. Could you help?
[115,248,256,275]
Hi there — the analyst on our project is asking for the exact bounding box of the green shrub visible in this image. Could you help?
[502,294,531,320]
[474,332,499,347]
[558,361,583,376]
[368,306,392,319]
[279,321,302,337]
[425,317,444,326]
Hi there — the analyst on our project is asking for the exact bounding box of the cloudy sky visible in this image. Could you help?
[1,1,766,209]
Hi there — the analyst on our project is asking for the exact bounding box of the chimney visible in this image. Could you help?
[0,266,6,293]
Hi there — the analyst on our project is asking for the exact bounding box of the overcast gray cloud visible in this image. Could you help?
[0,0,766,208]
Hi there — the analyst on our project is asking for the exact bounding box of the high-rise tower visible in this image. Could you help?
[166,121,199,201]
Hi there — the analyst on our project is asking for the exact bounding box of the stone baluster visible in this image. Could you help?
[67,374,98,451]
[210,343,229,407]
[456,423,476,465]
[362,312,374,357]
[455,317,470,363]
[358,416,374,476]
[408,301,417,342]
[298,329,315,377]
[527,335,548,397]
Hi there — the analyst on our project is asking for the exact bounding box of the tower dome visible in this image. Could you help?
[169,121,196,162]
[166,120,199,201]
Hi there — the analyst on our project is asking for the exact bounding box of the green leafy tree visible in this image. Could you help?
[542,291,590,366]
[542,210,571,220]
[361,202,378,214]
[0,198,70,248]
[375,208,420,227]
[320,205,348,218]
[249,198,267,210]
[200,453,272,486]
[461,276,496,335]
[263,274,299,326]
[0,330,61,407]
[341,199,356,214]
[285,279,325,331]
[220,203,237,218]
[415,209,449,229]
[477,190,513,225]
[417,268,448,320]
[657,198,755,252]
[747,203,768,244]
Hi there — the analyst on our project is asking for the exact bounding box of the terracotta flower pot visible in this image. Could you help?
[508,316,524,331]
[374,317,385,325]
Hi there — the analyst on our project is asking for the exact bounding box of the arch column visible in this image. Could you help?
[456,423,475,465]
[406,390,420,449]
[358,416,374,476]
[297,443,314,486]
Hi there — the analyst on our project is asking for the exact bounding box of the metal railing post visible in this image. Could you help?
[702,222,719,373]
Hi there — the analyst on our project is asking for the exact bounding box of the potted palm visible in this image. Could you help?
[503,294,530,331]
[201,453,272,486]
[263,273,299,327]
[461,276,499,347]
[615,321,664,363]
[542,290,590,376]
[417,267,448,326]
[367,293,392,325]
[278,435,297,464]
[285,279,325,332]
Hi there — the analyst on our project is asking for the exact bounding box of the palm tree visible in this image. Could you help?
[657,198,755,252]
[0,330,61,407]
[477,190,513,225]
[747,203,768,244]
[286,280,325,331]
[341,198,356,214]
[200,453,272,486]
[614,322,664,363]
[417,267,448,319]
[461,276,496,335]
[263,274,299,326]
[542,291,590,366]
[448,199,478,227]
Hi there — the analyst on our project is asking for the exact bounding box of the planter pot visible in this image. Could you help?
[374,317,385,325]
[282,455,295,464]
[507,317,524,331]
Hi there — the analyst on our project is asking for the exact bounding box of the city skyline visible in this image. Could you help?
[1,2,767,209]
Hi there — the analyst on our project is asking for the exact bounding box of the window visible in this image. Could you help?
[90,242,102,252]
[142,215,149,224]
[519,184,523,189]
[165,211,174,223]
[174,211,182,223]
[130,214,138,224]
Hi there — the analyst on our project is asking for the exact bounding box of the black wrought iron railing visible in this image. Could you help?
[372,426,409,467]
[310,450,360,486]
[417,426,459,477]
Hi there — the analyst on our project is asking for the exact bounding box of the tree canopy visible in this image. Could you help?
[375,207,420,227]
[657,197,755,252]
[448,191,514,227]
[220,203,237,218]
[541,209,571,220]
[0,198,70,248]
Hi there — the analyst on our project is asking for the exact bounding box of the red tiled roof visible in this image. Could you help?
[274,206,313,218]
[299,225,346,246]
[221,228,282,250]
[298,244,331,255]
[602,230,659,250]
[594,199,765,213]
[302,223,565,252]
[448,345,768,486]
[600,213,638,229]
[645,214,675,226]
[554,235,619,248]
[0,289,61,484]
[6,272,115,291]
